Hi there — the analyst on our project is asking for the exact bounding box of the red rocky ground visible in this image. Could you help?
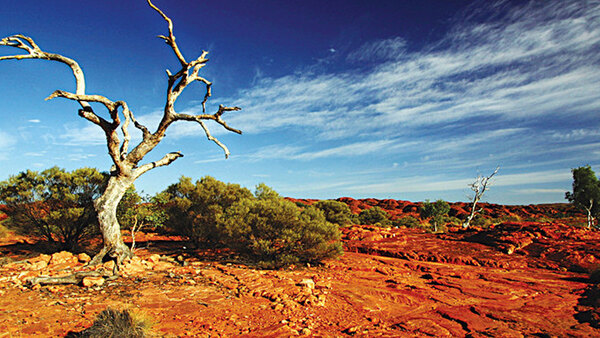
[0,200,599,337]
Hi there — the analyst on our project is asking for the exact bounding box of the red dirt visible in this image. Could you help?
[0,200,599,336]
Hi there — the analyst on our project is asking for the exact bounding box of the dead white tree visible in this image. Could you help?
[463,166,499,228]
[0,0,241,265]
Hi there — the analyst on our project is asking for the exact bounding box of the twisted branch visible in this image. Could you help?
[147,0,242,159]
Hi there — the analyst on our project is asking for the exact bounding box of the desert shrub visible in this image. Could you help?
[70,308,153,338]
[117,187,168,250]
[470,214,493,228]
[166,178,343,268]
[314,200,358,226]
[444,216,462,227]
[497,214,521,223]
[221,185,343,268]
[0,223,8,239]
[0,167,106,251]
[393,216,420,228]
[162,176,253,246]
[358,206,392,227]
[419,199,450,232]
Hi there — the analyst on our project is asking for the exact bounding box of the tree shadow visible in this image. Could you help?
[575,283,600,328]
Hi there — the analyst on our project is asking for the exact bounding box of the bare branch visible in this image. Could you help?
[198,120,231,158]
[1,35,89,110]
[133,151,183,178]
[463,166,500,228]
[147,0,187,66]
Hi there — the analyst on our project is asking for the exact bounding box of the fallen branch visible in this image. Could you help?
[27,270,116,286]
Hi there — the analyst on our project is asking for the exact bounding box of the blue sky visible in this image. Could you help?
[1,0,599,204]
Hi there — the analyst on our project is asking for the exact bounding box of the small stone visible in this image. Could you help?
[298,279,315,290]
[82,276,105,287]
[28,254,51,265]
[103,260,116,271]
[50,251,76,265]
[29,260,48,270]
[77,253,91,263]
[152,261,173,271]
[300,328,311,335]
[148,254,162,263]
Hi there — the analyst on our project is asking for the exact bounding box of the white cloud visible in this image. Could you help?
[220,0,600,141]
[28,119,41,123]
[0,131,16,160]
[347,37,407,61]
[0,132,15,149]
[345,169,571,195]
[515,188,568,195]
[242,139,412,162]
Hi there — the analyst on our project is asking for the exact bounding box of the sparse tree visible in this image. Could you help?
[463,167,499,229]
[358,206,392,227]
[314,200,357,226]
[566,165,600,229]
[0,167,106,251]
[0,1,242,265]
[419,199,450,232]
[117,187,168,252]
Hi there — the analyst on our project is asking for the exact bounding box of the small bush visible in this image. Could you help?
[222,185,343,268]
[419,199,450,232]
[0,167,106,251]
[162,176,253,246]
[470,214,493,228]
[393,216,420,228]
[165,179,343,268]
[358,206,391,227]
[314,200,358,226]
[117,187,168,250]
[71,308,153,338]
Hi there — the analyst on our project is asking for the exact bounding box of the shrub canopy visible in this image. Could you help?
[163,177,343,268]
[0,167,106,250]
[313,200,357,226]
[358,206,391,227]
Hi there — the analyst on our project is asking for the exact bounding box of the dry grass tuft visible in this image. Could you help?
[70,307,154,338]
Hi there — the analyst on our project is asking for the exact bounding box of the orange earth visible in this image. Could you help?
[1,199,599,337]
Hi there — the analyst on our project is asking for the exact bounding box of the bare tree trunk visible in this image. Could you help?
[463,167,499,229]
[1,1,242,269]
[585,199,594,229]
[89,175,134,266]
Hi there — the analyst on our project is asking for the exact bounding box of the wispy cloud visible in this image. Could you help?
[0,132,15,150]
[515,188,568,195]
[222,0,599,142]
[344,169,571,196]
[0,131,16,160]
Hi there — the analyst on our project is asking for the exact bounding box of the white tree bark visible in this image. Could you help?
[1,0,242,266]
[463,167,499,229]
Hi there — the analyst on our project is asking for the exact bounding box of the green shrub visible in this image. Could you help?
[314,200,358,226]
[221,185,343,268]
[0,167,106,251]
[358,206,391,227]
[165,179,343,268]
[162,176,252,246]
[443,216,462,227]
[470,214,493,228]
[393,216,420,228]
[117,187,168,250]
[419,199,450,232]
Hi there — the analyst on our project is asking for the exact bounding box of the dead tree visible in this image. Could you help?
[0,0,242,265]
[463,167,499,228]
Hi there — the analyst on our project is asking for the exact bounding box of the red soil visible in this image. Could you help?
[0,200,598,336]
